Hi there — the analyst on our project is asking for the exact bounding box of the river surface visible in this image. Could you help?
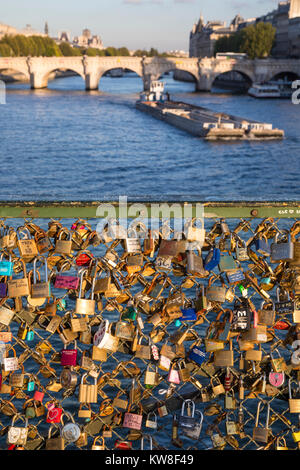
[1,73,299,201]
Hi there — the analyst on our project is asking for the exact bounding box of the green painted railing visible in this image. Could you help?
[0,201,298,219]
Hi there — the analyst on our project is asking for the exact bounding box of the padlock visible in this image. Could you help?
[224,391,237,410]
[123,404,143,430]
[271,232,294,262]
[45,424,65,450]
[185,217,205,243]
[178,359,190,382]
[226,412,238,435]
[144,364,159,388]
[245,343,262,362]
[167,363,180,384]
[204,247,221,271]
[61,340,78,367]
[145,412,157,429]
[54,228,73,255]
[276,436,289,450]
[214,340,234,367]
[182,410,203,440]
[270,349,287,373]
[7,259,30,298]
[288,379,300,413]
[115,313,135,340]
[60,367,78,388]
[210,377,225,396]
[206,275,226,303]
[252,402,270,443]
[141,435,153,450]
[16,226,38,262]
[255,234,270,257]
[235,236,249,261]
[78,403,92,418]
[9,365,25,388]
[60,411,81,443]
[0,253,13,277]
[79,373,98,404]
[231,299,251,332]
[113,391,128,410]
[75,269,96,315]
[178,399,196,430]
[258,300,276,326]
[34,228,52,254]
[7,415,29,446]
[46,403,63,423]
[275,288,294,315]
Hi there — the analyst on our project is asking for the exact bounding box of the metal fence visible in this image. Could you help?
[0,200,299,451]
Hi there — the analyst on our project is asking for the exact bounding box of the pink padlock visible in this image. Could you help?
[61,340,78,366]
[167,364,180,384]
[33,390,45,402]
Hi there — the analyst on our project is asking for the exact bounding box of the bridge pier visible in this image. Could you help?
[85,73,99,91]
[30,72,48,89]
[196,74,213,92]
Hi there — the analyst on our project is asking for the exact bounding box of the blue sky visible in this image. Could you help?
[1,0,280,51]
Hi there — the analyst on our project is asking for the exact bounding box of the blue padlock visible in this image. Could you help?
[26,330,34,341]
[189,346,208,365]
[27,380,35,392]
[255,236,270,256]
[204,247,221,271]
[175,319,182,327]
[180,308,197,322]
[0,254,13,277]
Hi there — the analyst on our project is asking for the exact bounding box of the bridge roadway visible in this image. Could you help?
[0,55,299,91]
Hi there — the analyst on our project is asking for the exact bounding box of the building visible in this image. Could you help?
[189,14,244,58]
[73,28,103,50]
[190,1,300,59]
[18,24,46,37]
[0,22,18,39]
[57,31,72,43]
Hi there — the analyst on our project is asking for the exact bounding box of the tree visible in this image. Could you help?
[60,42,81,56]
[241,22,276,59]
[214,22,276,59]
[117,47,130,56]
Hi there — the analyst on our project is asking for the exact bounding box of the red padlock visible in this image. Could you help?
[76,253,93,267]
[273,320,290,330]
[46,405,63,423]
[33,390,45,402]
[114,439,132,450]
[61,341,77,366]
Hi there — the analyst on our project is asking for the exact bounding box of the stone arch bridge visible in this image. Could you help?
[0,55,299,91]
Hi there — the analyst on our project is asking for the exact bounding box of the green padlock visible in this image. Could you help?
[122,306,137,321]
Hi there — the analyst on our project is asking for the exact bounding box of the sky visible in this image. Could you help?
[1,0,281,52]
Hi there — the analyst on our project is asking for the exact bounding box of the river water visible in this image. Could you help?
[0,73,299,201]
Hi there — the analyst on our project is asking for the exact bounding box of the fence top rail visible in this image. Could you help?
[0,201,298,219]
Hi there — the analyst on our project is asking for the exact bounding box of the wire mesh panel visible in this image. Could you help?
[0,201,299,451]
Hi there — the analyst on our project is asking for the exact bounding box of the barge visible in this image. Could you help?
[136,81,284,141]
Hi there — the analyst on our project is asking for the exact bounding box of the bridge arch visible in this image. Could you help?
[0,66,30,85]
[268,70,300,82]
[40,67,86,89]
[96,66,144,91]
[211,70,253,91]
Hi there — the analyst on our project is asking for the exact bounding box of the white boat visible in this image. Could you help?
[248,81,293,99]
[248,83,281,98]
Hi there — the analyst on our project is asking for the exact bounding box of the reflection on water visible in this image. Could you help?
[1,73,299,201]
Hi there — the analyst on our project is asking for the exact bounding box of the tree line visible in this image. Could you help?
[0,35,170,57]
[214,22,276,59]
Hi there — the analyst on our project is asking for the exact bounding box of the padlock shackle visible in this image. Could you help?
[141,434,153,450]
[33,255,48,285]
